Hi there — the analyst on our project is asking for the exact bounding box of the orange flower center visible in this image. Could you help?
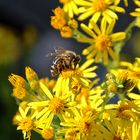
[93,0,108,12]
[48,97,64,114]
[95,34,112,51]
[78,120,93,134]
[19,117,33,131]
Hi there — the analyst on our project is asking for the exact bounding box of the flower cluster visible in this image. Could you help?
[8,0,140,140]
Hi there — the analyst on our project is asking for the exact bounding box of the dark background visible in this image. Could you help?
[0,0,139,140]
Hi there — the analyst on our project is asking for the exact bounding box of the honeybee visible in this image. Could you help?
[47,47,81,77]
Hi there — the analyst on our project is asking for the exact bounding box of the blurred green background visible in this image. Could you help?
[0,0,139,140]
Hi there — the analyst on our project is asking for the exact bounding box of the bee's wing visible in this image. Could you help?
[54,46,66,53]
[46,47,66,57]
[46,53,57,58]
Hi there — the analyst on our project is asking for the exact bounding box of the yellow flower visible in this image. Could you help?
[78,19,126,64]
[120,58,140,90]
[76,0,125,23]
[51,7,78,38]
[28,82,76,128]
[8,74,26,88]
[105,100,139,122]
[8,69,49,102]
[12,87,27,100]
[53,59,97,93]
[51,7,66,30]
[99,117,130,140]
[68,19,78,29]
[60,107,103,139]
[59,0,79,18]
[25,66,38,82]
[110,70,137,93]
[60,26,73,38]
[14,105,36,140]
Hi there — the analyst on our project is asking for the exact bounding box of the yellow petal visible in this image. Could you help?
[110,6,125,13]
[106,19,116,34]
[105,9,118,19]
[40,82,53,99]
[103,50,108,64]
[108,48,117,60]
[82,45,94,55]
[110,32,126,42]
[80,59,95,70]
[90,12,101,23]
[81,23,96,38]
[78,9,94,20]
[101,18,107,34]
[89,20,101,35]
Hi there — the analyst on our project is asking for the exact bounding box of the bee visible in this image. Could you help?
[47,47,81,77]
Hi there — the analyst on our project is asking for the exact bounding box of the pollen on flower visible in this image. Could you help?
[116,104,133,120]
[48,97,64,114]
[41,127,54,140]
[61,69,82,78]
[68,19,78,29]
[71,79,82,94]
[60,26,73,38]
[12,87,27,100]
[8,74,26,88]
[19,117,33,132]
[51,16,66,30]
[95,35,112,51]
[93,0,108,12]
[78,118,93,134]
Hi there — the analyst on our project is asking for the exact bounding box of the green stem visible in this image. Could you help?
[114,19,136,64]
[102,92,115,109]
[106,19,136,70]
[72,29,89,41]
